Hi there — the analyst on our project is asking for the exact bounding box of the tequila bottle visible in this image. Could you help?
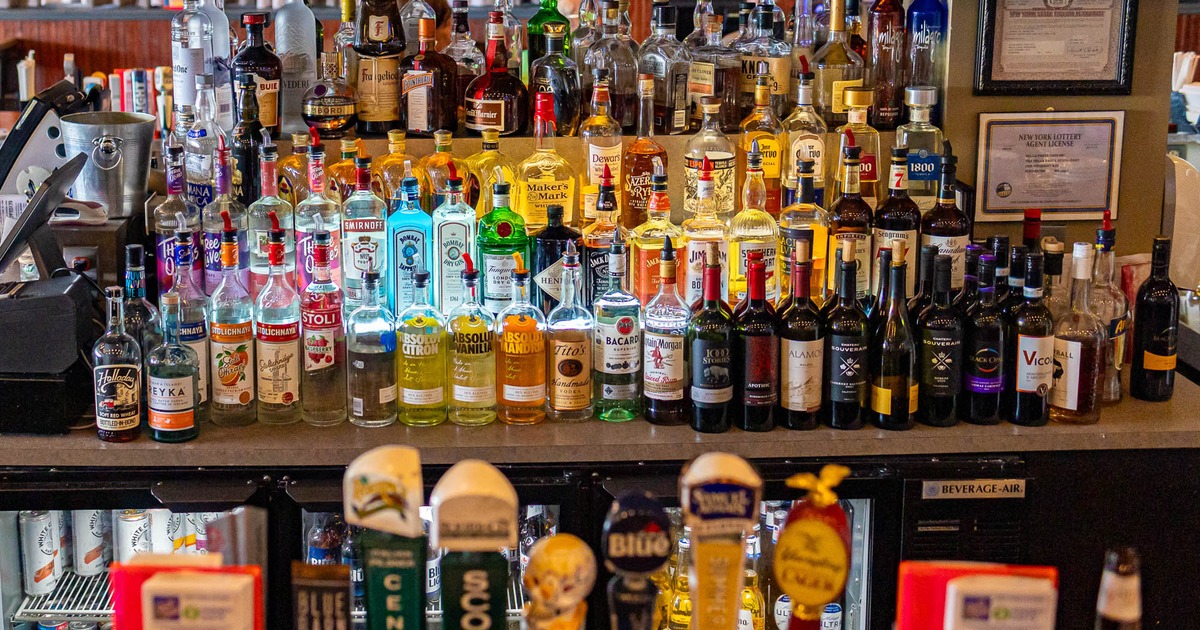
[689,18,742,134]
[1050,243,1106,425]
[782,66,828,207]
[581,164,628,309]
[255,212,302,425]
[905,0,947,124]
[528,23,582,138]
[517,93,578,232]
[208,210,257,426]
[201,136,248,296]
[833,86,881,207]
[593,230,643,421]
[730,143,780,304]
[811,0,863,126]
[278,132,312,207]
[447,259,499,425]
[295,140,343,295]
[154,141,202,297]
[866,0,904,129]
[738,66,785,218]
[247,136,296,299]
[643,236,690,425]
[579,72,623,227]
[432,174,478,315]
[683,96,737,221]
[496,255,548,424]
[300,228,348,426]
[583,1,637,131]
[340,156,388,313]
[629,161,683,306]
[166,225,211,422]
[147,293,201,443]
[397,270,449,426]
[444,0,486,125]
[464,130,517,212]
[387,171,434,314]
[123,245,164,369]
[623,74,668,229]
[545,242,594,421]
[93,287,142,443]
[1090,215,1130,404]
[778,159,829,306]
[894,86,943,210]
[681,158,730,306]
[327,138,360,203]
[346,271,398,427]
[638,1,691,136]
[531,204,584,314]
[372,130,418,204]
[478,179,530,315]
[417,130,470,212]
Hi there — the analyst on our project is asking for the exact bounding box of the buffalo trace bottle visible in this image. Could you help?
[960,255,1005,425]
[399,17,458,136]
[496,254,548,424]
[643,237,690,425]
[873,147,920,296]
[432,173,477,315]
[1005,253,1054,426]
[465,11,529,136]
[778,243,823,430]
[1049,243,1106,425]
[920,142,971,290]
[352,0,403,136]
[299,228,348,426]
[593,232,643,422]
[397,270,449,426]
[167,225,211,421]
[1131,237,1180,402]
[247,137,296,299]
[629,161,683,306]
[915,254,962,427]
[478,179,530,315]
[447,258,499,425]
[734,256,779,431]
[387,171,433,314]
[531,205,584,314]
[686,244,734,432]
[209,210,257,427]
[254,213,302,425]
[93,287,142,443]
[340,156,388,314]
[147,293,200,443]
[545,242,594,422]
[822,244,867,429]
[346,271,398,427]
[868,241,916,431]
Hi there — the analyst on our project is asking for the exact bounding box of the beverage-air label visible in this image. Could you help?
[644,332,686,401]
[343,218,386,303]
[482,252,517,314]
[253,73,280,128]
[1016,334,1054,395]
[907,148,939,182]
[436,220,471,312]
[296,225,342,292]
[922,234,969,289]
[920,329,962,396]
[203,228,250,293]
[744,335,780,407]
[781,338,823,411]
[302,307,342,372]
[682,240,729,305]
[179,319,209,403]
[683,153,736,214]
[830,78,863,114]
[402,70,434,133]
[828,334,867,404]
[789,133,825,184]
[94,364,141,431]
[735,241,777,301]
[690,338,732,404]
[148,375,196,432]
[391,227,427,312]
[357,55,400,122]
[211,321,254,405]
[256,321,300,405]
[830,232,872,301]
[1050,338,1083,411]
[465,97,506,131]
[596,316,641,376]
[550,337,591,411]
[872,228,918,295]
[521,177,574,228]
[870,381,918,416]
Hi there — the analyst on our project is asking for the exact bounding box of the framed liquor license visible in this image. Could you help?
[975,0,1138,95]
[975,111,1124,222]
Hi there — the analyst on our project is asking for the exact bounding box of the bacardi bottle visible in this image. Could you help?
[93,287,142,443]
[593,230,642,421]
[300,228,348,426]
[340,156,388,314]
[255,212,302,425]
[346,271,398,427]
[208,210,256,426]
[447,257,498,426]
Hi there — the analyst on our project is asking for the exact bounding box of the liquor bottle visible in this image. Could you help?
[906,244,936,319]
[572,0,600,68]
[297,226,348,426]
[494,0,528,80]
[593,231,643,421]
[868,240,916,430]
[894,86,942,211]
[959,254,1005,425]
[667,531,693,630]
[1003,253,1054,426]
[739,7,791,118]
[247,137,296,299]
[387,171,434,314]
[865,0,903,129]
[531,205,584,314]
[432,173,478,315]
[872,147,920,296]
[196,0,235,131]
[496,255,548,424]
[730,142,780,304]
[479,180,530,315]
[779,244,823,430]
[274,0,318,136]
[953,243,984,315]
[741,564,767,630]
[689,18,742,134]
[397,270,449,426]
[398,0,434,58]
[623,74,668,230]
[295,138,343,295]
[738,67,785,217]
[782,65,828,207]
[334,0,359,89]
[517,93,578,233]
[327,139,360,204]
[93,287,142,443]
[778,158,830,304]
[463,130,517,213]
[686,245,734,432]
[299,57,356,142]
[171,0,212,122]
[833,88,881,207]
[231,13,282,137]
[684,0,715,49]
[1095,547,1142,630]
[445,0,486,125]
[465,12,529,136]
[545,242,594,421]
[987,235,1012,306]
[904,0,946,124]
[188,74,225,217]
[630,162,683,306]
[643,237,690,425]
[447,258,499,425]
[230,76,263,207]
[346,270,398,427]
[340,156,388,314]
[580,72,624,227]
[208,210,257,426]
[638,2,690,136]
[1091,213,1131,404]
[681,158,731,306]
[846,0,868,56]
[371,131,417,202]
[916,254,961,427]
[583,1,637,131]
[683,96,737,219]
[416,131,470,211]
[1049,243,1106,424]
[811,0,863,126]
[581,164,627,309]
[124,245,164,366]
[1001,245,1028,319]
[1042,239,1070,322]
[147,293,201,443]
[254,213,302,425]
[154,143,202,297]
[726,2,754,49]
[920,142,970,289]
[1131,236,1180,402]
[529,24,582,138]
[734,257,780,431]
[278,132,312,207]
[202,136,250,296]
[166,225,211,422]
[353,0,404,136]
[400,17,459,136]
[527,0,572,75]
[827,145,872,304]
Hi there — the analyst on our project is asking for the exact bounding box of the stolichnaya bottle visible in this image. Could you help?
[447,257,499,425]
[643,236,690,425]
[346,271,398,427]
[545,242,594,422]
[300,228,348,426]
[93,287,142,443]
[166,223,211,422]
[397,270,449,426]
[208,210,257,427]
[254,212,302,425]
[496,254,548,424]
[593,229,643,422]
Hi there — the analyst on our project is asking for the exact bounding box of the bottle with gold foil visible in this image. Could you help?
[446,256,498,426]
[464,130,518,213]
[371,130,418,203]
[397,269,448,426]
[666,529,692,630]
[630,161,683,306]
[496,254,547,424]
[353,0,404,137]
[868,240,916,431]
[327,138,360,203]
[810,0,863,126]
[833,87,881,208]
[581,164,627,309]
[545,242,594,422]
[416,130,470,212]
[778,159,829,306]
[681,159,730,306]
[277,132,312,207]
[729,141,780,305]
[774,466,851,628]
[623,74,668,230]
[516,93,579,232]
[738,65,784,218]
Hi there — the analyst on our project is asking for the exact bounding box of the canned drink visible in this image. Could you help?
[821,602,843,630]
[114,509,152,562]
[36,622,69,629]
[52,510,72,570]
[181,513,198,553]
[45,511,63,580]
[69,622,100,630]
[197,512,221,553]
[147,509,174,554]
[72,509,112,576]
[19,510,58,596]
[167,512,185,553]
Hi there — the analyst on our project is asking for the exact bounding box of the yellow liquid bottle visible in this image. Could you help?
[371,130,419,203]
[496,255,547,424]
[396,271,448,426]
[446,265,498,426]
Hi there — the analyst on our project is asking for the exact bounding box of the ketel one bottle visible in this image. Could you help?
[343,446,427,630]
[680,452,764,630]
[601,491,673,630]
[774,465,851,630]
[523,535,597,630]
[431,460,518,630]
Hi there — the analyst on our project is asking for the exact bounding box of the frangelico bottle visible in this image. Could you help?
[354,0,405,135]
[1004,253,1054,426]
[821,242,868,430]
[868,240,916,431]
[1131,236,1180,402]
[916,254,962,427]
[960,254,1005,425]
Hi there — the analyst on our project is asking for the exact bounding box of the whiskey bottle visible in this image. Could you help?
[1131,237,1180,402]
[643,237,691,425]
[916,254,962,427]
[528,23,582,137]
[208,210,257,427]
[821,243,867,429]
[147,293,201,443]
[920,142,971,290]
[231,12,282,137]
[531,205,584,314]
[300,228,348,426]
[93,287,142,443]
[690,18,742,134]
[637,1,690,136]
[738,66,785,218]
[593,230,643,422]
[683,96,737,220]
[1090,213,1131,404]
[479,179,531,315]
[516,93,578,232]
[623,74,668,230]
[545,242,594,421]
[730,142,780,305]
[582,1,637,131]
[686,245,734,432]
[777,158,830,306]
[868,239,916,431]
[1005,253,1054,426]
[496,254,548,424]
[827,145,872,304]
[465,12,529,136]
[353,0,404,136]
[447,258,499,425]
[1049,243,1106,425]
[811,0,863,126]
[629,161,683,306]
[346,271,398,427]
[278,132,312,207]
[778,243,823,430]
[739,4,792,119]
[445,0,486,125]
[400,17,459,136]
[581,164,627,309]
[397,270,449,426]
[527,0,573,74]
[681,158,730,306]
[960,254,1005,425]
[734,256,780,431]
[872,147,920,296]
[230,76,263,207]
[580,71,624,227]
[340,156,388,313]
[254,212,302,425]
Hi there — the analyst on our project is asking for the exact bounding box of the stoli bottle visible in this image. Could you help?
[643,236,690,425]
[447,256,499,425]
[300,227,348,426]
[93,287,142,443]
[201,136,249,296]
[295,135,343,295]
[340,156,388,314]
[208,210,257,427]
[496,254,548,424]
[545,241,594,422]
[254,212,302,425]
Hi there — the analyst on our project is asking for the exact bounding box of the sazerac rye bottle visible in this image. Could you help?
[643,236,690,426]
[686,244,734,433]
[778,243,823,430]
[254,213,302,425]
[94,287,142,443]
[734,256,780,431]
[147,293,201,443]
[465,11,529,136]
[447,258,499,426]
[921,142,971,290]
[353,0,404,136]
[1005,253,1054,426]
[545,242,595,422]
[346,271,398,427]
[397,270,449,426]
[915,254,962,427]
[1131,237,1180,402]
[209,210,257,427]
[299,228,348,426]
[1049,243,1106,425]
[960,255,1005,425]
[496,255,548,424]
[593,231,643,422]
[822,244,867,430]
[622,74,668,230]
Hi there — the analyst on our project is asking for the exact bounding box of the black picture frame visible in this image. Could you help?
[974,0,1138,96]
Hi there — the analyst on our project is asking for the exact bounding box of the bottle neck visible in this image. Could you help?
[355,166,371,192]
[560,263,580,307]
[486,24,510,71]
[798,173,816,203]
[888,264,906,305]
[166,158,185,197]
[910,105,931,124]
[701,108,721,130]
[174,242,195,290]
[125,266,147,299]
[260,157,278,197]
[238,88,259,125]
[933,272,952,307]
[247,24,265,47]
[453,10,471,36]
[215,154,232,196]
[636,89,654,138]
[701,264,721,308]
[743,167,766,211]
[1092,248,1116,285]
[511,276,530,305]
[792,261,811,303]
[609,251,627,293]
[413,283,430,308]
[873,256,890,311]
[838,261,856,305]
[161,303,180,345]
[107,294,125,333]
[591,88,611,117]
[841,160,861,197]
[888,161,908,197]
[937,165,956,205]
[362,281,381,307]
[1151,247,1171,278]
[313,244,332,283]
[1070,256,1093,312]
[535,115,557,150]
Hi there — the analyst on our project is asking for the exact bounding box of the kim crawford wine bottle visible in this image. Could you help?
[734,257,780,431]
[779,244,824,430]
[1003,253,1054,426]
[686,245,735,432]
[868,241,917,431]
[821,244,869,430]
[959,254,1005,425]
[916,255,962,427]
[1131,236,1180,401]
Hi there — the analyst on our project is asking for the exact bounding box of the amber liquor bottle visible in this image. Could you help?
[399,17,459,135]
[465,11,529,136]
[353,0,404,136]
[827,145,873,305]
[622,74,668,230]
[1049,242,1106,425]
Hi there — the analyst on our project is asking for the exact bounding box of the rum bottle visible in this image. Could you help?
[960,254,1005,425]
[465,11,529,136]
[778,243,823,430]
[827,145,872,304]
[680,158,730,306]
[397,270,449,426]
[1131,236,1180,402]
[347,271,398,427]
[387,170,433,314]
[93,287,142,443]
[686,244,734,432]
[478,179,530,315]
[868,240,915,431]
[1090,213,1131,404]
[915,254,962,427]
[738,67,785,217]
[593,230,643,422]
[340,156,388,314]
[295,138,343,295]
[531,205,584,314]
[353,0,404,136]
[629,161,683,306]
[254,212,302,425]
[208,210,257,427]
[247,137,296,299]
[1049,243,1106,424]
[734,256,779,431]
[447,258,499,425]
[496,254,548,424]
[623,74,668,230]
[920,142,971,290]
[147,293,201,443]
[432,172,478,315]
[730,142,780,305]
[300,227,348,426]
[1005,253,1054,426]
[873,147,920,296]
[545,241,594,422]
[399,17,459,136]
[644,237,690,425]
[517,93,579,233]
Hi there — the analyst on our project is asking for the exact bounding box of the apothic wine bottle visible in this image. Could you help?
[93,287,142,443]
[1131,237,1180,401]
[734,257,779,431]
[1049,243,1106,425]
[208,210,257,427]
[778,243,823,430]
[146,293,200,443]
[1005,253,1054,426]
[643,237,690,425]
[300,228,348,426]
[254,212,302,425]
[545,242,594,422]
[593,231,643,422]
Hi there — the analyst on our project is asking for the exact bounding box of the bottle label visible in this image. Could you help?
[737,609,754,630]
[870,382,918,415]
[1096,570,1141,623]
[1109,317,1128,366]
[256,321,300,405]
[595,317,641,375]
[519,178,574,228]
[644,332,686,401]
[829,232,872,301]
[907,149,940,182]
[296,226,342,294]
[821,603,843,629]
[343,218,386,303]
[965,335,1003,394]
[403,70,435,133]
[465,97,506,132]
[482,252,518,313]
[584,246,611,307]
[686,61,715,101]
[187,168,214,210]
[357,55,401,122]
[682,240,729,305]
[302,308,343,373]
[1016,334,1054,395]
[1050,338,1084,411]
[403,386,444,405]
[1143,350,1177,371]
[253,73,280,129]
[587,144,623,189]
[859,152,879,184]
[872,229,917,296]
[453,383,495,404]
[550,337,592,411]
[367,16,391,42]
[155,232,202,296]
[744,335,780,407]
[921,234,969,289]
[828,334,867,404]
[920,329,962,396]
[502,383,545,403]
[94,364,141,432]
[690,338,732,404]
[148,375,196,432]
[211,321,254,405]
[735,241,777,301]
[773,595,791,630]
[534,256,567,304]
[830,78,864,114]
[435,220,471,313]
[179,320,209,404]
[754,136,784,180]
[781,337,823,411]
[624,169,655,220]
[789,134,825,186]
[847,108,868,125]
[391,227,428,313]
[171,42,204,108]
[740,55,791,97]
[683,153,736,214]
[203,229,251,294]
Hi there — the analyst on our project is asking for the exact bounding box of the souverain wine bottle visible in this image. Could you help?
[687,244,734,432]
[778,243,824,430]
[1004,252,1054,426]
[960,254,1005,425]
[734,256,780,431]
[822,244,868,429]
[1131,236,1179,401]
[916,254,962,427]
[869,241,916,430]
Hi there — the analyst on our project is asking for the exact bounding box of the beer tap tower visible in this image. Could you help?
[601,491,673,630]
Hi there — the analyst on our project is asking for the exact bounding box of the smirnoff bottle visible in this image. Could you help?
[93,287,142,443]
[300,228,348,426]
[254,212,302,425]
[208,210,256,426]
[346,271,398,427]
[340,156,388,314]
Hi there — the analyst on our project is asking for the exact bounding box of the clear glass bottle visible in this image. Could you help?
[247,137,296,299]
[894,86,943,211]
[447,260,499,425]
[579,72,624,228]
[572,0,599,69]
[443,0,486,125]
[583,1,637,132]
[623,74,668,230]
[397,270,449,426]
[340,156,388,314]
[166,225,211,422]
[778,159,829,305]
[526,0,573,77]
[208,210,257,426]
[171,0,213,123]
[334,0,358,89]
[432,174,478,315]
[630,161,683,306]
[496,255,548,424]
[739,7,792,119]
[638,1,691,136]
[811,0,863,126]
[730,143,780,304]
[782,68,828,207]
[1090,216,1131,404]
[581,164,628,309]
[196,0,234,130]
[93,287,142,443]
[187,74,225,212]
[274,0,319,136]
[528,24,582,138]
[643,236,690,425]
[739,68,785,218]
[478,179,530,315]
[681,158,730,306]
[147,293,201,443]
[347,271,398,428]
[683,96,737,220]
[684,0,715,49]
[791,0,816,78]
[463,130,517,213]
[593,231,642,421]
[1042,239,1070,322]
[545,242,594,421]
[516,93,578,231]
[201,136,249,296]
[295,141,343,295]
[399,0,436,58]
[1049,242,1107,425]
[300,228,348,426]
[124,245,163,366]
[689,18,742,134]
[387,170,434,314]
[254,213,302,425]
[493,0,527,79]
[302,52,358,139]
[833,86,881,207]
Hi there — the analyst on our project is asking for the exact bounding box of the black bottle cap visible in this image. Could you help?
[661,236,675,261]
[940,140,956,166]
[261,143,277,159]
[413,269,430,286]
[651,1,676,27]
[1025,253,1044,289]
[593,67,610,82]
[1010,245,1028,278]
[493,181,510,195]
[964,243,984,275]
[354,156,371,169]
[987,235,1010,266]
[609,226,626,255]
[843,145,862,160]
[797,159,815,174]
[364,270,380,285]
[891,146,907,160]
[314,229,331,246]
[126,244,144,268]
[547,204,564,224]
[447,177,463,191]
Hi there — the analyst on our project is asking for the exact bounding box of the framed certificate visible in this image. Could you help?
[975,111,1124,222]
[975,0,1138,95]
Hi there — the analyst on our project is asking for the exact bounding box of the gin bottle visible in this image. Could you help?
[166,224,211,422]
[388,170,434,314]
[295,139,343,295]
[274,0,319,135]
[247,135,296,299]
[397,270,449,426]
[201,136,249,295]
[340,156,388,314]
[447,258,498,426]
[531,204,584,314]
[208,210,257,426]
[643,237,690,425]
[496,255,548,424]
[346,271,398,427]
[300,228,348,426]
[254,212,302,425]
[895,86,943,211]
[432,173,477,315]
[545,242,594,422]
[147,293,201,443]
[478,179,530,315]
[93,287,142,443]
[593,230,642,421]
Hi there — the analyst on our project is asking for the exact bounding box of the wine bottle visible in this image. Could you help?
[1004,253,1054,426]
[916,254,962,427]
[821,242,868,430]
[1130,236,1179,401]
[687,243,735,432]
[865,247,891,333]
[987,235,1011,305]
[734,256,780,431]
[959,254,1005,425]
[778,243,823,430]
[952,243,984,315]
[868,240,916,431]
[906,244,936,317]
[1000,244,1027,319]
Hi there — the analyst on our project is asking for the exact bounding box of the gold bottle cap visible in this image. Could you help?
[339,138,357,153]
[481,129,500,144]
[418,17,435,41]
[545,22,567,38]
[434,129,453,146]
[387,129,407,143]
[842,86,875,109]
[291,132,309,148]
[795,240,811,265]
[700,95,721,113]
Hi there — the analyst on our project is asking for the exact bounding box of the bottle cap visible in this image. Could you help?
[1096,209,1116,251]
[562,240,580,266]
[126,244,144,268]
[842,86,875,108]
[842,145,862,160]
[462,253,480,282]
[354,156,371,169]
[661,236,675,261]
[387,129,406,143]
[545,22,568,39]
[196,73,213,88]
[160,293,180,307]
[418,16,435,40]
[933,254,952,292]
[652,1,677,27]
[904,86,937,107]
[987,235,1010,266]
[891,146,907,160]
[797,158,815,174]
[413,269,430,285]
[363,270,380,285]
[1025,252,1044,289]
[546,204,564,223]
[493,180,510,196]
[238,73,255,88]
[242,11,267,25]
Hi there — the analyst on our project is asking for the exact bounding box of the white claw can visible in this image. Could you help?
[72,509,112,576]
[147,509,175,554]
[195,512,222,554]
[52,510,72,570]
[167,512,186,554]
[114,509,152,563]
[19,510,59,596]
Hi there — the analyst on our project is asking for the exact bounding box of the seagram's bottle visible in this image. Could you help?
[643,237,691,425]
[346,271,398,427]
[873,147,920,296]
[447,258,499,425]
[778,243,823,430]
[299,228,348,426]
[869,240,916,431]
[545,242,594,422]
[1005,253,1054,426]
[915,255,962,427]
[593,230,643,422]
[1049,242,1106,425]
[1131,237,1179,402]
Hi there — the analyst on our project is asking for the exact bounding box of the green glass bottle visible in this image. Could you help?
[526,0,572,78]
[592,227,642,421]
[477,179,531,316]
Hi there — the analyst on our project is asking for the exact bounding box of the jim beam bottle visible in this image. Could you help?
[523,534,597,630]
[602,491,673,630]
[774,465,851,630]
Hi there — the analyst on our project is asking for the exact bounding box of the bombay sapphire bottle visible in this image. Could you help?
[387,171,434,314]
